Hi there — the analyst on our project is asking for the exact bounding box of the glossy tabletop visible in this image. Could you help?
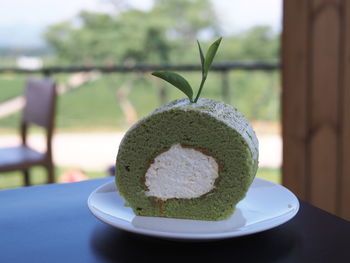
[0,177,349,263]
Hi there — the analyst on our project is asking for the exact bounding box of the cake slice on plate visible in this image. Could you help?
[115,38,259,221]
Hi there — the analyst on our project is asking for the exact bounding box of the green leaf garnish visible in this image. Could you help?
[203,37,222,78]
[152,71,194,102]
[197,40,205,76]
[194,37,222,102]
[152,37,222,104]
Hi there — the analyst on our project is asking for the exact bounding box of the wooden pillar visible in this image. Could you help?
[282,0,350,220]
[340,0,350,220]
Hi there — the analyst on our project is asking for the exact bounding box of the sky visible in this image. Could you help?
[0,0,282,47]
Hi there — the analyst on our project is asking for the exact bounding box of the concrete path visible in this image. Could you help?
[0,97,25,119]
[0,132,281,171]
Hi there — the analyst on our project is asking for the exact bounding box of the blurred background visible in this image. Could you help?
[0,0,282,188]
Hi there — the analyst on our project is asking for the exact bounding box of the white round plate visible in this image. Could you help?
[88,178,299,241]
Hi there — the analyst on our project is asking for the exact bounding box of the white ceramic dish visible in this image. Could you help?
[88,178,299,241]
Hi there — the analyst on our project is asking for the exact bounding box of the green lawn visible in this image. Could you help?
[0,167,281,190]
[0,71,280,132]
[0,73,26,103]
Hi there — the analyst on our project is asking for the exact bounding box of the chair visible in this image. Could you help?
[0,78,57,186]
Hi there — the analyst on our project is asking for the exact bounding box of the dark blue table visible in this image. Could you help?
[0,177,349,263]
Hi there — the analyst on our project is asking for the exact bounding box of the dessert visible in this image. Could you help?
[115,38,259,220]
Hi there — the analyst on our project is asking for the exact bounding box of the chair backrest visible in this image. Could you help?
[22,78,56,129]
[21,78,57,152]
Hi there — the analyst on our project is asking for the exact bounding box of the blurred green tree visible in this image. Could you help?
[216,26,279,62]
[44,0,220,64]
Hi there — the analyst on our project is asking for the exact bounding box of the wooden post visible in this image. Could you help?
[282,0,350,220]
[339,0,350,220]
[282,0,309,201]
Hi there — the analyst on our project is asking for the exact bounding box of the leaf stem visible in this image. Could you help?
[194,75,206,103]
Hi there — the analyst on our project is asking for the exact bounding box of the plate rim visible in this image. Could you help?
[88,177,299,241]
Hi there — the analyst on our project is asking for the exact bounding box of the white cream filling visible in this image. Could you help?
[145,144,219,200]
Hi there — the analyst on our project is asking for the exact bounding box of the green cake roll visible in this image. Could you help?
[116,98,259,221]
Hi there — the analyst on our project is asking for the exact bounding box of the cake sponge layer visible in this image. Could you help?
[116,98,259,221]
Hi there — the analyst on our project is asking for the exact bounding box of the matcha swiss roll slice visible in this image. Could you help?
[116,37,258,220]
[116,98,259,220]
